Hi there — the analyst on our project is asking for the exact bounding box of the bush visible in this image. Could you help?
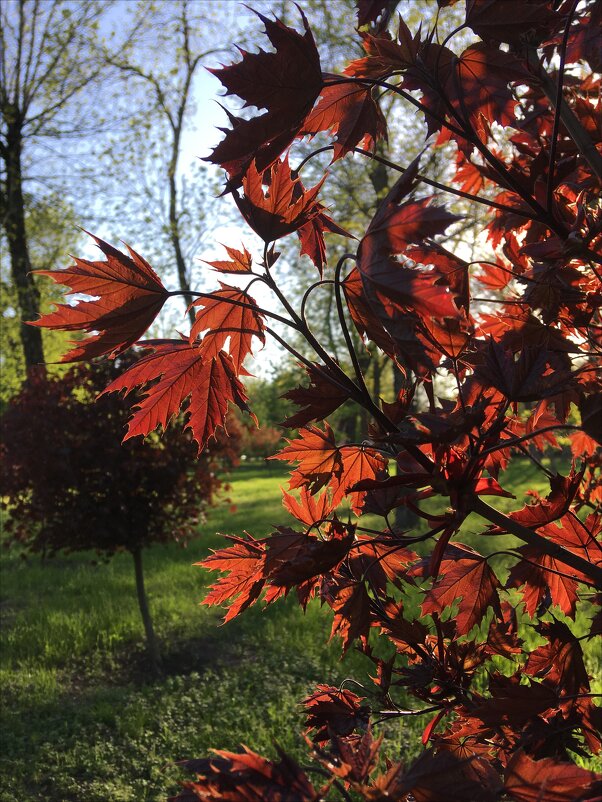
[0,356,241,672]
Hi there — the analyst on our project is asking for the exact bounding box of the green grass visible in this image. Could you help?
[1,457,599,801]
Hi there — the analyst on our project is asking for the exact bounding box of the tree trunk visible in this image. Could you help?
[3,120,45,375]
[168,130,195,328]
[131,547,161,676]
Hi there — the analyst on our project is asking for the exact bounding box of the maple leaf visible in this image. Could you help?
[326,578,372,652]
[345,20,420,79]
[270,423,343,494]
[31,233,168,361]
[507,513,601,617]
[189,283,265,373]
[465,1,561,46]
[234,157,325,242]
[176,746,318,802]
[580,393,602,445]
[281,486,335,528]
[502,469,585,532]
[358,182,462,354]
[454,44,530,136]
[101,342,253,453]
[524,620,589,697]
[475,341,575,403]
[207,9,322,186]
[303,82,387,160]
[350,536,417,593]
[304,684,367,744]
[199,534,266,623]
[471,671,559,728]
[503,750,601,802]
[342,267,401,360]
[368,748,502,802]
[264,524,354,590]
[356,0,391,29]
[296,208,352,276]
[203,243,253,274]
[281,363,350,429]
[329,729,383,785]
[336,446,387,512]
[422,546,501,635]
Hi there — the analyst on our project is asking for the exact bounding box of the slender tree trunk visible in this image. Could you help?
[131,547,161,676]
[168,131,195,328]
[3,120,45,375]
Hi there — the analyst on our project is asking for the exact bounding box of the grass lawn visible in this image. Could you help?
[1,457,599,800]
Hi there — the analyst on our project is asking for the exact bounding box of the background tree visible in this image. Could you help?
[0,194,83,405]
[0,356,242,674]
[98,0,232,325]
[0,0,131,372]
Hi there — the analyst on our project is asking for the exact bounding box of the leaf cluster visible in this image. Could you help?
[29,0,602,798]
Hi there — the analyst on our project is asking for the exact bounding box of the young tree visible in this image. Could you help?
[32,1,602,798]
[0,356,241,675]
[98,0,233,325]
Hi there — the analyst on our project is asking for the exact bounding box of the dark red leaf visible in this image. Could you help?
[281,363,350,428]
[31,233,168,361]
[207,9,322,186]
[199,534,266,622]
[504,750,601,802]
[234,157,325,242]
[303,82,387,160]
[102,343,253,452]
[189,283,265,373]
[203,243,253,274]
[304,684,367,743]
[177,746,318,801]
[422,547,501,635]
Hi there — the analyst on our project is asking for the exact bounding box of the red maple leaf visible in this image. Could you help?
[297,206,352,276]
[199,534,267,623]
[475,341,574,402]
[356,0,392,29]
[422,545,501,635]
[270,423,343,494]
[369,748,502,802]
[176,746,318,801]
[503,750,601,802]
[326,578,372,652]
[507,512,601,617]
[454,44,530,136]
[303,82,387,160]
[342,267,401,360]
[281,363,350,428]
[465,1,562,46]
[203,243,253,274]
[101,342,253,452]
[281,486,336,527]
[31,233,168,361]
[265,524,353,584]
[189,283,265,373]
[335,445,387,512]
[304,684,367,744]
[358,190,461,324]
[207,9,322,186]
[524,620,590,696]
[234,157,325,243]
